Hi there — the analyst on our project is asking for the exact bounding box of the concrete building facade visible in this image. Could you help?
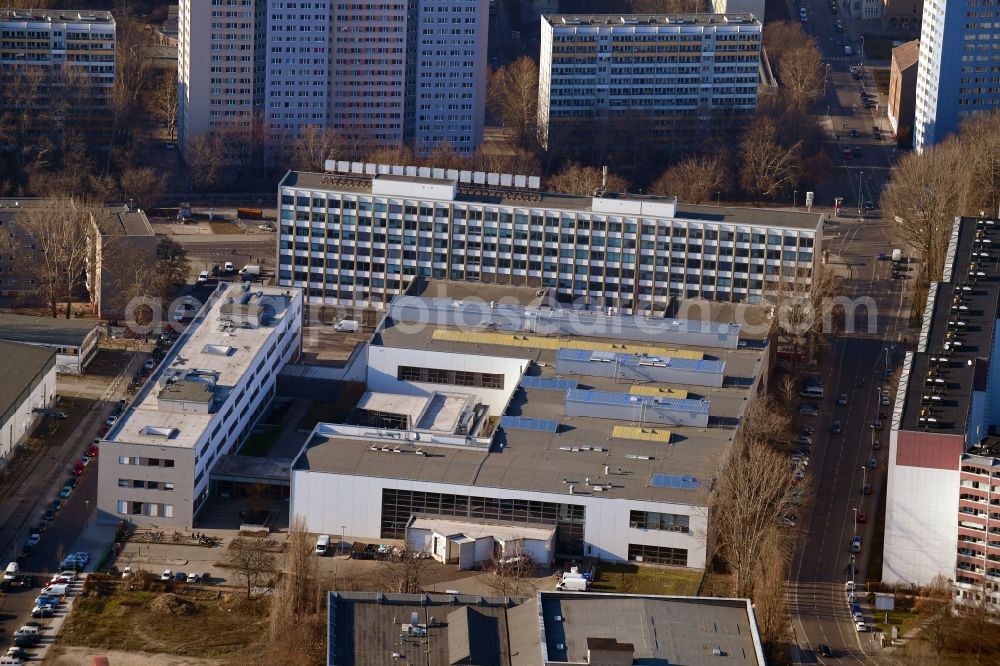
[887,40,919,143]
[276,164,822,312]
[0,341,56,468]
[883,215,1000,612]
[96,283,303,529]
[913,0,1000,152]
[86,206,157,321]
[177,0,266,153]
[0,8,116,146]
[537,14,761,151]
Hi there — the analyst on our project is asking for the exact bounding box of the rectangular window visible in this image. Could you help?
[627,543,688,566]
[396,365,505,390]
[164,504,174,518]
[629,510,690,533]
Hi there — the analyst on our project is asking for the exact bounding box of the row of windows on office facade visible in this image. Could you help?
[379,488,690,564]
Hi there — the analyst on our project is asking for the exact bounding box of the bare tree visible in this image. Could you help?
[487,56,539,148]
[264,518,325,665]
[740,117,801,198]
[156,237,190,293]
[288,126,344,172]
[763,264,843,364]
[546,163,629,195]
[470,145,540,175]
[111,13,155,147]
[482,542,537,597]
[420,142,470,170]
[711,435,802,598]
[915,575,957,660]
[650,155,729,203]
[225,536,276,599]
[120,166,164,208]
[958,111,1000,217]
[148,69,178,141]
[777,42,824,110]
[631,0,703,11]
[375,547,429,594]
[739,394,793,452]
[7,199,94,317]
[184,133,225,194]
[881,138,966,284]
[763,21,812,72]
[751,534,792,659]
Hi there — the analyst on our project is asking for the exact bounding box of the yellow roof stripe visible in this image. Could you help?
[431,329,703,360]
[628,385,689,399]
[612,425,673,443]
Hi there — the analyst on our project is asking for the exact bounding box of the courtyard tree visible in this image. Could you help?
[650,154,729,203]
[226,536,276,599]
[486,56,539,148]
[546,163,629,196]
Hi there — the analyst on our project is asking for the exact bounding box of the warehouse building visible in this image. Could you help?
[0,341,56,468]
[277,163,822,312]
[291,280,770,569]
[0,313,99,374]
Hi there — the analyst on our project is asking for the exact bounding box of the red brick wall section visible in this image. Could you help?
[895,430,965,469]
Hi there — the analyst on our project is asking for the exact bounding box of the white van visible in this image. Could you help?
[556,575,589,592]
[334,319,359,333]
[3,561,19,581]
[315,534,331,556]
[799,385,824,399]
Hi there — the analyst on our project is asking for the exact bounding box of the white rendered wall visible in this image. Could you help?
[290,471,708,568]
[883,436,960,585]
[365,346,525,415]
[0,363,56,461]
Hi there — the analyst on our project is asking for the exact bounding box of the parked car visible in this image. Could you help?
[856,511,869,523]
[86,444,99,458]
[851,535,863,552]
[105,415,117,427]
[187,572,199,583]
[72,460,85,476]
[42,508,56,522]
[66,477,78,489]
[856,620,867,632]
[868,456,878,469]
[799,403,820,417]
[201,572,211,583]
[26,531,41,548]
[830,420,842,434]
[224,261,235,273]
[852,146,863,158]
[258,223,275,232]
[122,566,132,579]
[863,483,872,495]
[873,439,881,450]
[819,645,834,658]
[160,569,173,581]
[795,435,813,446]
[59,484,73,499]
[197,270,209,283]
[849,128,857,138]
[837,393,848,406]
[173,571,186,582]
[144,358,156,370]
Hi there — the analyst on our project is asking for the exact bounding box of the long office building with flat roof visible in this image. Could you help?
[96,282,303,529]
[537,13,762,151]
[277,162,823,313]
[290,279,771,569]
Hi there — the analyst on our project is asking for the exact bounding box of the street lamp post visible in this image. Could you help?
[858,171,864,216]
[340,524,346,556]
[853,507,859,539]
[861,464,869,497]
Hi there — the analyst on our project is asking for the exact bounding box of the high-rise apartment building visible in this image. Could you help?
[276,163,822,311]
[177,0,266,153]
[537,14,761,151]
[183,0,488,156]
[914,0,1000,152]
[0,8,115,144]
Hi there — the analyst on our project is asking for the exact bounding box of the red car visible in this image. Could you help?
[856,511,868,524]
[86,444,99,458]
[72,461,85,476]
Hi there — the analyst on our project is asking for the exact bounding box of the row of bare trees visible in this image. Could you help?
[882,111,1000,285]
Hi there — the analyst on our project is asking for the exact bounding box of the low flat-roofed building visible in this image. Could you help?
[0,340,56,467]
[0,313,99,374]
[327,591,539,666]
[291,281,770,568]
[537,591,766,665]
[324,590,765,665]
[96,282,303,529]
[888,40,919,143]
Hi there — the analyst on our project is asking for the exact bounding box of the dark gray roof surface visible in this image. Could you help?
[0,340,56,429]
[0,314,98,348]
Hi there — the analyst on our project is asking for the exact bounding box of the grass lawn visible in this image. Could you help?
[589,563,703,596]
[209,221,243,235]
[861,34,896,60]
[58,585,267,660]
[872,608,920,637]
[239,424,281,457]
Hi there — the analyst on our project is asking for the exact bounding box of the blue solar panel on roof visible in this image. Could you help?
[499,416,559,433]
[520,376,578,391]
[651,474,700,490]
[555,348,592,362]
[564,389,711,414]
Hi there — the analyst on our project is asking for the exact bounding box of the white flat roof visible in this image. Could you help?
[415,393,471,432]
[356,392,429,425]
[108,283,300,449]
[408,517,556,542]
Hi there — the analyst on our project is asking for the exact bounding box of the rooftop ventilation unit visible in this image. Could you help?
[202,344,235,356]
[140,425,178,438]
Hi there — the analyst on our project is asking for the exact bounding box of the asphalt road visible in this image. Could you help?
[784,3,913,661]
[171,234,276,279]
